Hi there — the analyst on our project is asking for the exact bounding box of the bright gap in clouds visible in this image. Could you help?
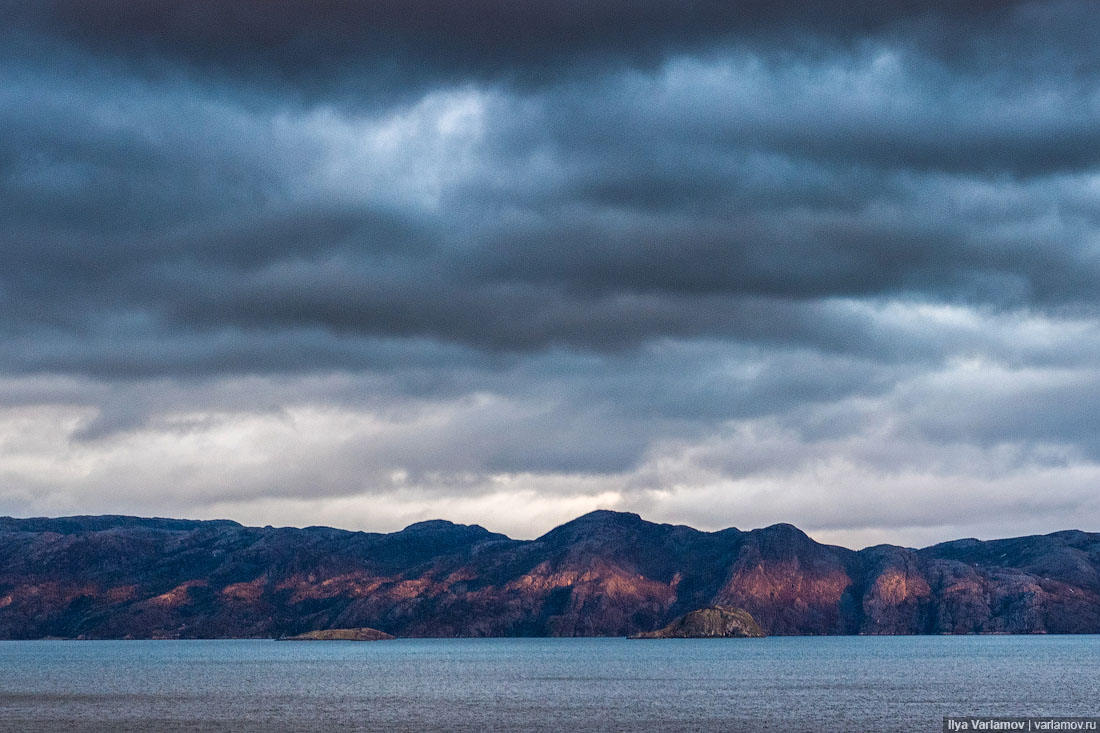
[3,310,1100,550]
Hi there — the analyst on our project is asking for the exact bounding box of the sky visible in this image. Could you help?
[2,1,1100,548]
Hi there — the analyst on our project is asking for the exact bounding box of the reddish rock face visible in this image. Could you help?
[712,524,859,635]
[0,511,1099,638]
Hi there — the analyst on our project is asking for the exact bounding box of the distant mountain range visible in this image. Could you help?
[1,511,1098,638]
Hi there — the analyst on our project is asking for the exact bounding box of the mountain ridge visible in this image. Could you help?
[1,510,1098,639]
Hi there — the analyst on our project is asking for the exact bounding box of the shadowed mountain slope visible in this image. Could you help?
[1,510,1098,638]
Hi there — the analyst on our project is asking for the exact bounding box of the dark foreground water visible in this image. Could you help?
[1,636,1098,732]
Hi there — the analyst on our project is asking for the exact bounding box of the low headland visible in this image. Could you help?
[279,627,395,641]
[630,606,765,639]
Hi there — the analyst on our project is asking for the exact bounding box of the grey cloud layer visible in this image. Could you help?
[5,49,1100,361]
[2,1,1100,542]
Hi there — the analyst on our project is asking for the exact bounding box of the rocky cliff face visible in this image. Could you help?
[1,510,1098,638]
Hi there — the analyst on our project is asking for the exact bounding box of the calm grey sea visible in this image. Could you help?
[0,636,1097,732]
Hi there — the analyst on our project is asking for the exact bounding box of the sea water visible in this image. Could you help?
[1,635,1097,732]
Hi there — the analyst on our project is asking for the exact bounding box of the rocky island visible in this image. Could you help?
[280,627,394,641]
[630,606,765,639]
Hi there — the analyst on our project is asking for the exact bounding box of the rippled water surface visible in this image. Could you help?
[1,636,1098,731]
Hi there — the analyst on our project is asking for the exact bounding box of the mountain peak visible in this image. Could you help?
[398,519,503,540]
[537,510,648,543]
[764,522,811,537]
[401,519,461,532]
[575,509,642,523]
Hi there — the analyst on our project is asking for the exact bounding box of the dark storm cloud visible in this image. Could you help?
[3,0,1023,80]
[3,1,1099,351]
